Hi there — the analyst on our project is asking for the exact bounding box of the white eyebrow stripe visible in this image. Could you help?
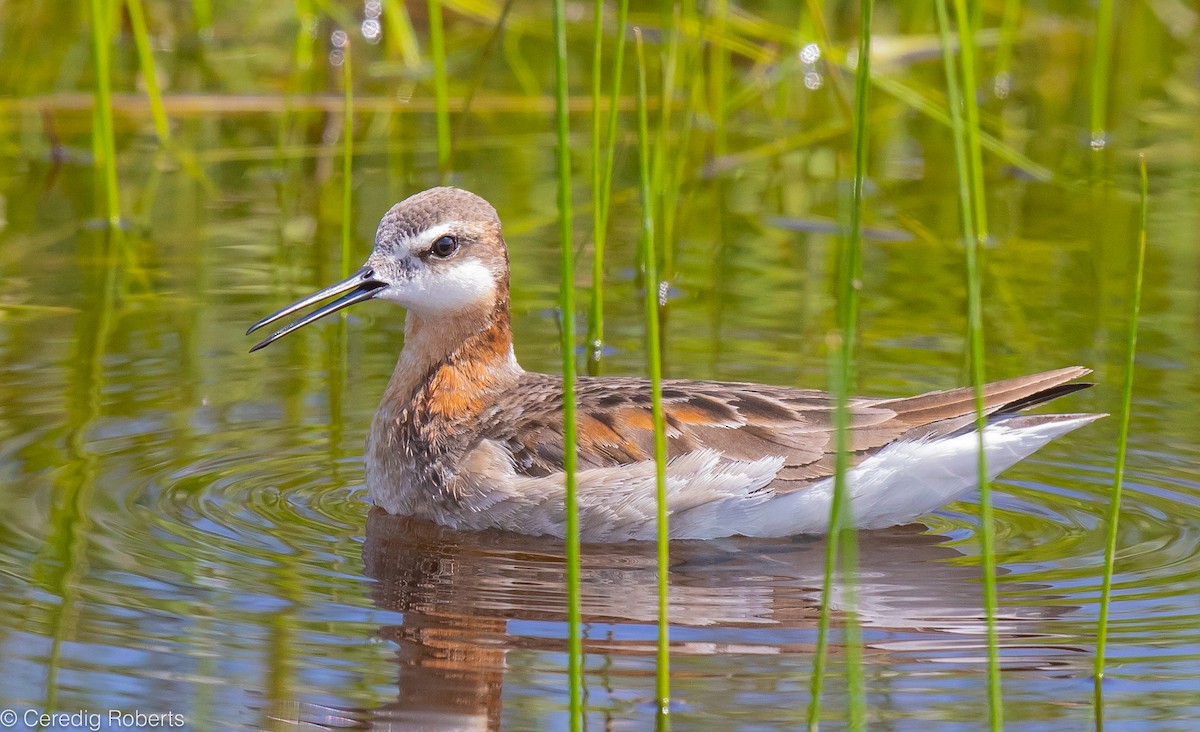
[403,221,466,252]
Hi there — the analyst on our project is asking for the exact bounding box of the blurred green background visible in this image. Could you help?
[0,0,1197,728]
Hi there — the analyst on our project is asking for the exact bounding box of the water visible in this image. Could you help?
[1,3,1198,729]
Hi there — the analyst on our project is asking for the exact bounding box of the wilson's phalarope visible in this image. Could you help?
[248,187,1102,542]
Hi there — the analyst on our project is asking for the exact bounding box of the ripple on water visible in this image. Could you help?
[926,449,1200,674]
[2,394,1199,727]
[41,419,1200,665]
[130,446,368,566]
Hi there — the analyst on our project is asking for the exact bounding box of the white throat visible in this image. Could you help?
[376,258,497,315]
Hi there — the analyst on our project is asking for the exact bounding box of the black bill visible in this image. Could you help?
[247,266,386,352]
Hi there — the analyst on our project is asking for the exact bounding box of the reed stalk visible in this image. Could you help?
[993,0,1021,99]
[661,6,703,285]
[428,0,451,178]
[125,0,171,144]
[341,38,354,278]
[801,0,852,121]
[635,30,671,727]
[1093,153,1148,691]
[333,35,354,480]
[1089,0,1115,150]
[948,0,1001,725]
[276,0,316,157]
[192,0,212,37]
[551,0,582,728]
[448,0,519,167]
[43,227,121,719]
[807,1,871,728]
[88,0,120,226]
[952,0,989,244]
[650,8,678,272]
[587,0,629,374]
[657,4,697,282]
[382,0,422,68]
[709,0,729,158]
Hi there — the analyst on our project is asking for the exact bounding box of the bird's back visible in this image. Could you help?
[478,366,1096,496]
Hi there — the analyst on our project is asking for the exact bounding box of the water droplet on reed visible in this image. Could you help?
[361,18,381,43]
[993,72,1011,99]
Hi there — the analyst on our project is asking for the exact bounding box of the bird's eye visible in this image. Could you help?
[429,235,459,258]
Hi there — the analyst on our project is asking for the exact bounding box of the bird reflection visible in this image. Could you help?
[285,511,1079,730]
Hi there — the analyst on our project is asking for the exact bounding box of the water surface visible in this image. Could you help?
[1,2,1198,729]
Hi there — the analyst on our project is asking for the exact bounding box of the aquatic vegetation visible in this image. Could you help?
[0,1,1193,729]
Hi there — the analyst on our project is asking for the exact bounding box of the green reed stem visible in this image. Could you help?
[1089,0,1115,148]
[273,0,317,223]
[382,0,422,68]
[935,2,975,354]
[192,0,212,36]
[552,0,582,728]
[802,0,852,122]
[661,2,704,285]
[428,0,451,178]
[650,9,678,264]
[88,0,120,226]
[867,74,1051,182]
[447,0,517,170]
[586,0,629,373]
[602,0,629,223]
[952,0,989,246]
[710,0,729,158]
[635,30,671,726]
[658,7,686,280]
[333,37,353,467]
[946,0,1001,725]
[993,0,1021,99]
[125,0,170,144]
[43,227,121,719]
[839,0,870,725]
[295,0,318,74]
[1093,153,1147,687]
[590,0,605,245]
[341,40,354,279]
[807,1,871,729]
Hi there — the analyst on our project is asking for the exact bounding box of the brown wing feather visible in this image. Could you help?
[491,367,1093,493]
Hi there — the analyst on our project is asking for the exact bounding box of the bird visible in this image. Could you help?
[247,187,1102,543]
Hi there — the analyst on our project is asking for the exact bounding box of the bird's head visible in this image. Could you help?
[248,187,510,351]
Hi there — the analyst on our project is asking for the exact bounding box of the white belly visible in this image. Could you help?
[367,414,1101,542]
